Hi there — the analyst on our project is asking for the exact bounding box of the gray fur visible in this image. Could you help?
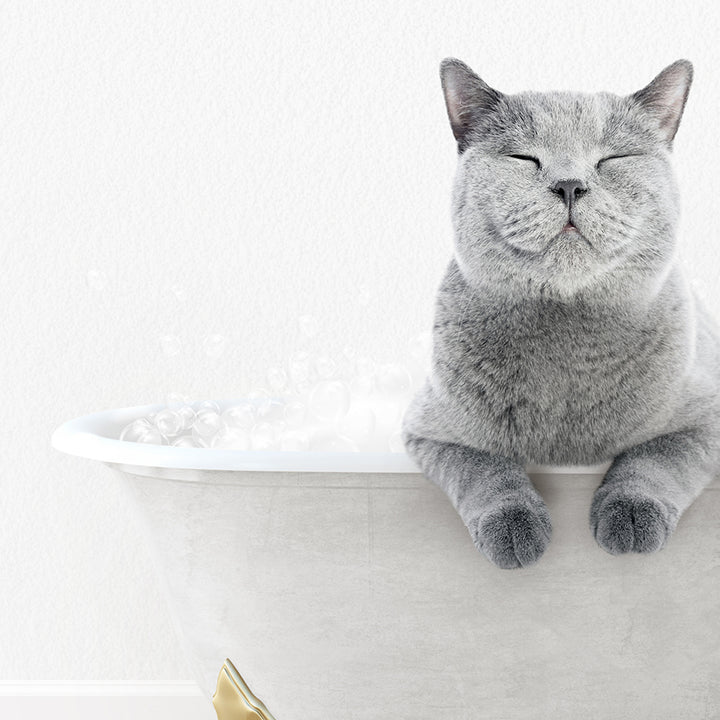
[402,58,720,568]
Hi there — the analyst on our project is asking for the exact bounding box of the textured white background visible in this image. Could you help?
[2,0,719,688]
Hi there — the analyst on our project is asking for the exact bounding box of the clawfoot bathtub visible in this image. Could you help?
[53,402,720,719]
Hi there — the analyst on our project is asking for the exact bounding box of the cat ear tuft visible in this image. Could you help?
[440,58,503,152]
[630,60,693,146]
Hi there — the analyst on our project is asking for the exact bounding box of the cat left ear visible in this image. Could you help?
[630,60,693,146]
[440,58,504,153]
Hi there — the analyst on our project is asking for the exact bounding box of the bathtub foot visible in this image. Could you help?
[212,658,277,720]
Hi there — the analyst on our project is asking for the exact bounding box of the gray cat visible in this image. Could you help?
[401,58,720,569]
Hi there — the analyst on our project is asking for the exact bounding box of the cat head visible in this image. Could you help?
[441,59,693,299]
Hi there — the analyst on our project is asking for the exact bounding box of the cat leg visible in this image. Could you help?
[591,428,718,554]
[403,432,551,569]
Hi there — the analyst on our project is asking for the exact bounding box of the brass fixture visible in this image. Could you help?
[212,658,277,720]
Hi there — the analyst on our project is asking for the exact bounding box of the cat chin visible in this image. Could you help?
[535,274,601,299]
[455,246,619,300]
[528,244,604,297]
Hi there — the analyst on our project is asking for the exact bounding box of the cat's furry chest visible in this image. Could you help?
[432,263,691,464]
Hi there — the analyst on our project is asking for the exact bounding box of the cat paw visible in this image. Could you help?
[470,497,552,569]
[590,488,678,555]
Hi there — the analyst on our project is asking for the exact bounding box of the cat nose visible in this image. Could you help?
[550,179,588,209]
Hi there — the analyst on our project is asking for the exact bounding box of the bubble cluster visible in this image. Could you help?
[118,331,434,453]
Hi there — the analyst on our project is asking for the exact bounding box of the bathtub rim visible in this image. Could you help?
[52,401,423,473]
[52,402,614,476]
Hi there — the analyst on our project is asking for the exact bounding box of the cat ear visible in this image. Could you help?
[440,58,504,152]
[630,60,693,145]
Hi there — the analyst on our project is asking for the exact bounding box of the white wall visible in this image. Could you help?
[2,0,719,701]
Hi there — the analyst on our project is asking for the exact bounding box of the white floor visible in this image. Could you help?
[0,686,215,720]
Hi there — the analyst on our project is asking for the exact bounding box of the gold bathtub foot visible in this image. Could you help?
[212,658,277,720]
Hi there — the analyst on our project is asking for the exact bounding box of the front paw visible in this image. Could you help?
[590,487,678,555]
[470,497,552,569]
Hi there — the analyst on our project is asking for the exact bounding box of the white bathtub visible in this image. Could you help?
[53,402,720,719]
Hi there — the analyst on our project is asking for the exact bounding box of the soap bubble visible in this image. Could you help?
[203,334,227,358]
[376,363,412,398]
[211,426,250,450]
[350,356,376,396]
[309,429,359,452]
[172,435,200,448]
[250,421,278,450]
[350,373,375,397]
[194,399,221,414]
[247,387,271,401]
[288,352,317,388]
[119,418,150,441]
[283,399,307,428]
[166,392,192,408]
[190,431,210,448]
[246,388,273,420]
[256,398,286,423]
[193,409,223,438]
[120,419,165,445]
[159,334,182,357]
[373,398,401,433]
[176,404,196,430]
[337,345,356,378]
[309,380,351,423]
[298,314,319,339]
[337,404,376,445]
[153,409,183,438]
[388,431,405,453]
[315,354,337,379]
[356,356,375,376]
[280,429,310,451]
[292,378,313,396]
[266,366,288,392]
[222,402,255,430]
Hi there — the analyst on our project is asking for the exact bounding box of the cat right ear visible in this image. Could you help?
[629,60,693,146]
[440,58,503,153]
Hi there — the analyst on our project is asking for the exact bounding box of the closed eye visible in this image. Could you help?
[507,154,541,169]
[596,153,643,169]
